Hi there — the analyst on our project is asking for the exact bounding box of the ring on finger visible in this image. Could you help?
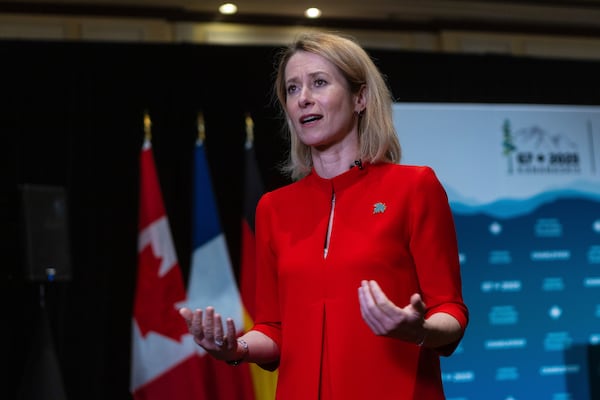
[214,337,224,347]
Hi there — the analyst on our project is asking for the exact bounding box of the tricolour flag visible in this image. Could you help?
[180,137,255,399]
[240,118,278,399]
[131,138,205,400]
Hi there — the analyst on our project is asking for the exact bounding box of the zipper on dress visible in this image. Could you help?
[323,190,335,259]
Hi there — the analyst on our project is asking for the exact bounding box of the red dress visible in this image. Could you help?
[252,162,468,399]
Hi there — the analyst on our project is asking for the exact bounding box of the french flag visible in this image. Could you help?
[181,137,255,399]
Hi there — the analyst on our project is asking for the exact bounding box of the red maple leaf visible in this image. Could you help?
[134,244,189,341]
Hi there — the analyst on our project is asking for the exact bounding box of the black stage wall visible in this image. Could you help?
[2,40,600,400]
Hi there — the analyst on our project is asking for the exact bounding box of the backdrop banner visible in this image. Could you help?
[393,103,600,400]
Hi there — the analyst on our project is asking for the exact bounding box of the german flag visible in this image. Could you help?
[240,114,278,399]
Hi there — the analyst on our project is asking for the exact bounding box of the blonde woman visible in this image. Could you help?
[181,31,468,400]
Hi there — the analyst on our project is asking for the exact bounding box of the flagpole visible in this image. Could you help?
[197,112,205,144]
[143,110,152,143]
[245,112,254,149]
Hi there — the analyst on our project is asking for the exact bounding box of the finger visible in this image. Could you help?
[359,280,377,308]
[203,307,216,340]
[365,280,393,317]
[358,285,373,321]
[190,309,205,341]
[179,307,192,326]
[225,318,237,351]
[213,313,225,347]
[358,283,386,334]
[410,293,426,310]
[410,293,427,317]
[357,286,376,329]
[367,280,391,306]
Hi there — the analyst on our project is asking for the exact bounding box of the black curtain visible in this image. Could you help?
[2,40,599,400]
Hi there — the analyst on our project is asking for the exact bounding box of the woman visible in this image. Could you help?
[180,31,468,399]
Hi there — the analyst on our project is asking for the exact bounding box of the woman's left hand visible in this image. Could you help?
[358,279,426,344]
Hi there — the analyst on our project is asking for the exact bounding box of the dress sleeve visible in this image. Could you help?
[409,166,469,356]
[251,192,282,370]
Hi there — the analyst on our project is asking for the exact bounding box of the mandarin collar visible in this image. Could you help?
[306,161,370,193]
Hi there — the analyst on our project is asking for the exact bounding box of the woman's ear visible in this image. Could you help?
[354,84,367,114]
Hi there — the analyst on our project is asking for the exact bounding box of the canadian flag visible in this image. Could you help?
[130,139,205,400]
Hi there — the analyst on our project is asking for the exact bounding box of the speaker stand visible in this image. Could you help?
[17,282,68,400]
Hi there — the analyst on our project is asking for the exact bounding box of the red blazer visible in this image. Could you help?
[252,162,468,399]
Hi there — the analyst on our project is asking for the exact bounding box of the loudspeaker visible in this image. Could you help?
[19,184,72,282]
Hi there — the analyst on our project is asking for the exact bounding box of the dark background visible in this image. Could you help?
[2,40,600,400]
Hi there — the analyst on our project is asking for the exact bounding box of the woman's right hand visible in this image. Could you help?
[179,306,240,360]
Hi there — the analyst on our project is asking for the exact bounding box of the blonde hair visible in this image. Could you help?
[274,31,401,180]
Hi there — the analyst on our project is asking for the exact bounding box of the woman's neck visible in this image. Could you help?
[311,148,360,179]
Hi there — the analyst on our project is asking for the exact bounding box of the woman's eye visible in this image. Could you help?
[314,79,326,87]
[287,84,298,94]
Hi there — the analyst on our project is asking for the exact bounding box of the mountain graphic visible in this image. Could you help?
[446,180,600,218]
[514,125,577,151]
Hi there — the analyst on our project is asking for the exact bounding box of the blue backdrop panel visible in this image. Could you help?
[393,103,600,400]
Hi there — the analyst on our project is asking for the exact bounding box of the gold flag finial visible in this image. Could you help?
[197,112,206,143]
[245,112,254,149]
[143,110,152,141]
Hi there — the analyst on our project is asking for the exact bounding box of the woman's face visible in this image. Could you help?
[284,50,362,150]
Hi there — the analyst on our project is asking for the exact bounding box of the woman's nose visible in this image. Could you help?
[298,87,312,107]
